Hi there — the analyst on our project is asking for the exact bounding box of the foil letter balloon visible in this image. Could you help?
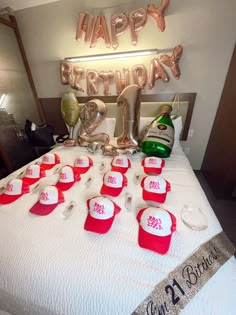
[160,45,183,79]
[147,0,170,32]
[115,69,130,95]
[87,70,99,95]
[71,66,85,92]
[61,92,80,140]
[75,12,94,44]
[129,8,147,45]
[90,16,111,48]
[132,64,147,89]
[116,84,141,148]
[148,58,169,89]
[79,99,107,135]
[61,61,73,85]
[99,71,114,95]
[111,13,129,49]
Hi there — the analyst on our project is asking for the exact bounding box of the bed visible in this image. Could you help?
[0,94,235,315]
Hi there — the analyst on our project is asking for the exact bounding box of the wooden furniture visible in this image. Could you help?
[201,45,236,200]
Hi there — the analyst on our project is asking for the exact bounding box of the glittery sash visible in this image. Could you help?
[132,231,235,315]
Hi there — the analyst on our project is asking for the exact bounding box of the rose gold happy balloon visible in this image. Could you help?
[147,0,170,32]
[111,13,129,49]
[90,16,111,48]
[129,8,147,45]
[79,99,107,135]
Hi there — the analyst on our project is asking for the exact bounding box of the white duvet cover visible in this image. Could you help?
[0,142,235,315]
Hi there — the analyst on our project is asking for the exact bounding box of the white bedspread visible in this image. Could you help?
[0,143,235,315]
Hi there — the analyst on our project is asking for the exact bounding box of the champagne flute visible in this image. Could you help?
[61,92,80,139]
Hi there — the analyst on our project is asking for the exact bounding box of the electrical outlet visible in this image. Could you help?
[184,147,190,155]
[188,129,194,137]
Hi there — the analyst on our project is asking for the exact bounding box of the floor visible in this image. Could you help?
[195,171,236,248]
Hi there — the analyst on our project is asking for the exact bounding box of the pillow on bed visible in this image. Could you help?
[172,116,183,148]
[139,116,183,148]
[92,118,116,137]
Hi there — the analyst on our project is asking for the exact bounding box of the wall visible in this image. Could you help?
[15,0,236,169]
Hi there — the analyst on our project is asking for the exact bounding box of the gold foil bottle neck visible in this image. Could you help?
[160,104,172,115]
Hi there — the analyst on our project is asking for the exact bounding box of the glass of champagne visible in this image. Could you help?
[61,92,80,139]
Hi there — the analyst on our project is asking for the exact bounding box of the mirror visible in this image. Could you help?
[0,12,43,126]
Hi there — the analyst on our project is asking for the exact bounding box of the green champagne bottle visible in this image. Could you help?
[141,104,174,158]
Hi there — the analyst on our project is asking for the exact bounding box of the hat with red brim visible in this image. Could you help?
[29,185,64,216]
[141,157,165,175]
[21,164,46,185]
[100,171,127,197]
[0,178,30,204]
[141,175,170,204]
[111,156,131,174]
[84,196,121,233]
[74,155,93,174]
[137,207,176,255]
[40,153,60,170]
[56,165,81,191]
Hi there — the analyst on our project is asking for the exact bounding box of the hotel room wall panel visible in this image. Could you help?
[201,45,236,199]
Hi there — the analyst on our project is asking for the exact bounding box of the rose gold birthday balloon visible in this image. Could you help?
[132,64,147,89]
[87,70,99,95]
[160,45,183,79]
[99,71,114,95]
[60,61,73,85]
[115,69,130,94]
[148,58,169,89]
[71,66,85,92]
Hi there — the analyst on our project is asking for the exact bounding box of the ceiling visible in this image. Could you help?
[0,0,61,11]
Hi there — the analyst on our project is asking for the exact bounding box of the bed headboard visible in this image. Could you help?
[40,93,197,141]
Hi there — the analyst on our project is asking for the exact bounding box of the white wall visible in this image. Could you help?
[15,0,236,169]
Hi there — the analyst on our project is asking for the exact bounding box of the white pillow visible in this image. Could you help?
[139,116,183,148]
[139,117,155,134]
[172,116,183,148]
[92,118,116,137]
